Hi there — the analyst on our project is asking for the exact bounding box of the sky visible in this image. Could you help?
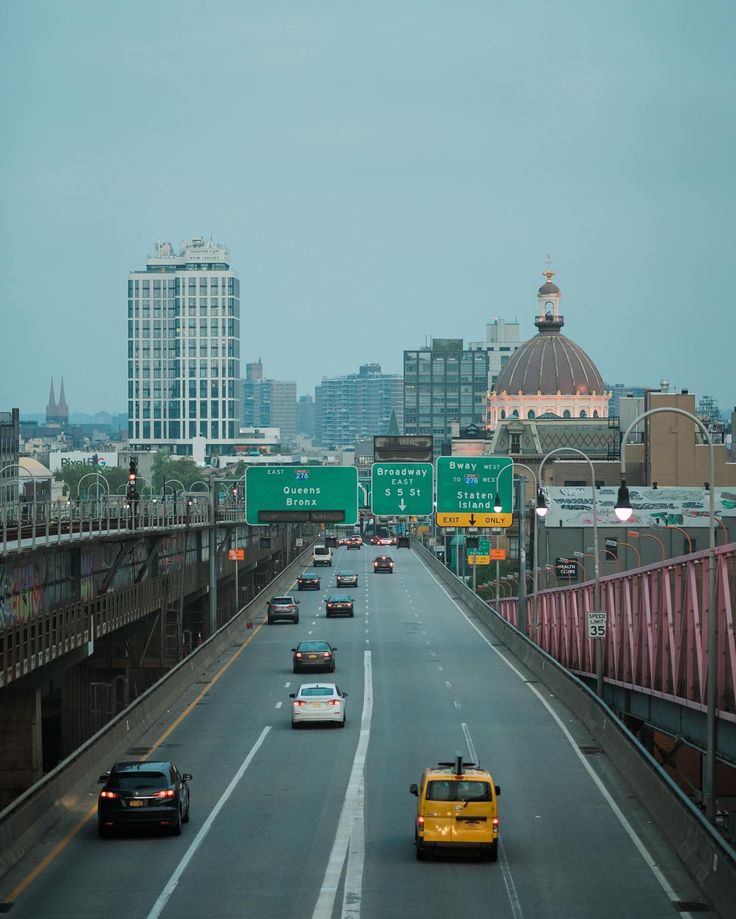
[1,0,734,416]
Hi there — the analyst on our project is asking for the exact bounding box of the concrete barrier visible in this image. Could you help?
[0,546,314,879]
[414,541,736,916]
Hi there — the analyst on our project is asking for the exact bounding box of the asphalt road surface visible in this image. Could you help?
[0,545,715,918]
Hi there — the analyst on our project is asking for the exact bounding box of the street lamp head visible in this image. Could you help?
[493,491,503,513]
[614,480,633,522]
[535,488,548,519]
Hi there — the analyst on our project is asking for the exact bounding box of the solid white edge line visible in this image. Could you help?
[145,726,271,919]
[424,560,688,909]
[312,651,373,919]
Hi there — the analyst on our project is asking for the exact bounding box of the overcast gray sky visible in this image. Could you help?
[1,1,733,416]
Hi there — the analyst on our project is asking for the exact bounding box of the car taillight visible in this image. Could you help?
[492,818,499,830]
[99,790,119,799]
[293,700,306,706]
[295,653,302,658]
[151,789,176,798]
[322,652,331,658]
[328,699,341,706]
[416,816,425,826]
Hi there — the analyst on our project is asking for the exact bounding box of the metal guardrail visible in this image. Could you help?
[495,543,736,719]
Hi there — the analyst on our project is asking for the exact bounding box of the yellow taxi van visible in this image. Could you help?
[410,753,501,861]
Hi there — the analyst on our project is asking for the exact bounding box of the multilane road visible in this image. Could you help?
[0,546,715,918]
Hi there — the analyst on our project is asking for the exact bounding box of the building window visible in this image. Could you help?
[500,410,506,420]
[563,410,571,418]
[527,410,535,419]
[580,410,587,418]
[510,433,521,453]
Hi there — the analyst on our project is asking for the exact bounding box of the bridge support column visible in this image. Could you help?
[0,687,43,808]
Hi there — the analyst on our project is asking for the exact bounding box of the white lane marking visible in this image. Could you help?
[313,652,373,919]
[365,639,370,644]
[275,702,283,709]
[461,722,523,919]
[437,665,444,672]
[453,700,461,709]
[145,726,271,919]
[426,563,689,909]
[445,681,452,689]
[341,772,365,919]
[284,682,291,688]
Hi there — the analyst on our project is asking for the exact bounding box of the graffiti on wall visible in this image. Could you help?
[544,486,736,528]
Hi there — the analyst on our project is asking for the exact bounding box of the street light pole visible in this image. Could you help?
[495,462,539,640]
[536,447,602,696]
[614,406,718,823]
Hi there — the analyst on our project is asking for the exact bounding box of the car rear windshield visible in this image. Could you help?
[108,771,169,790]
[426,780,491,801]
[272,597,294,604]
[301,687,334,697]
[314,547,330,556]
[298,641,328,651]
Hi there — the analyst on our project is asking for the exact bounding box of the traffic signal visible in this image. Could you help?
[127,458,139,501]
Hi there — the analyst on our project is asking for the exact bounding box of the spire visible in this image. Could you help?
[386,409,401,436]
[47,378,57,419]
[536,259,564,333]
[58,377,68,416]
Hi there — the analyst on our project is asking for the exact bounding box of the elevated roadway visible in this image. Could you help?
[0,544,728,918]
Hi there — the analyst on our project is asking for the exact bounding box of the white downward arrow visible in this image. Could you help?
[399,499,406,511]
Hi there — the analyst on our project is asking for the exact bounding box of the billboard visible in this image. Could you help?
[48,452,119,472]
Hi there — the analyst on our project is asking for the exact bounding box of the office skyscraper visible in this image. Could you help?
[403,339,489,448]
[128,238,240,455]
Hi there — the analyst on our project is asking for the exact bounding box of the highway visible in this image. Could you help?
[0,544,715,918]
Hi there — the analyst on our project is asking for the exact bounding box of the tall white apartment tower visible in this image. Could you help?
[128,238,240,457]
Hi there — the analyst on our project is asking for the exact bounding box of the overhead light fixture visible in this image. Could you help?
[493,491,502,513]
[535,488,548,518]
[614,479,633,522]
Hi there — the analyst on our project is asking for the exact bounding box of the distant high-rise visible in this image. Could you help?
[468,318,523,390]
[0,409,20,500]
[241,360,297,444]
[315,364,403,448]
[298,394,316,437]
[128,238,240,455]
[403,340,489,449]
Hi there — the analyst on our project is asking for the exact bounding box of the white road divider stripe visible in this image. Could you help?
[312,651,373,919]
[145,726,271,919]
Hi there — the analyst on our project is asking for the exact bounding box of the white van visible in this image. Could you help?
[312,544,333,567]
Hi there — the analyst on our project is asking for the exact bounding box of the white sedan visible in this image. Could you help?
[289,683,348,728]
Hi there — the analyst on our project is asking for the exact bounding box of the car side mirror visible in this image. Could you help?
[291,648,296,652]
[495,785,501,796]
[332,647,337,651]
[289,693,296,698]
[183,773,193,782]
[409,784,418,796]
[342,691,349,697]
[296,599,300,604]
[98,774,110,783]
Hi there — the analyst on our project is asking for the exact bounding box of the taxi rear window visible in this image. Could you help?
[301,687,334,697]
[426,780,491,801]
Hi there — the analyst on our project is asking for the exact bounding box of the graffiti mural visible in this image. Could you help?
[544,486,736,528]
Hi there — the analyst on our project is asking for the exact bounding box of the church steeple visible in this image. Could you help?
[58,377,69,421]
[46,378,57,424]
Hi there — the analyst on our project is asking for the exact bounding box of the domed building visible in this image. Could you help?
[487,267,609,428]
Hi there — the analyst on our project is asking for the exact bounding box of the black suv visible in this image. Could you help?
[267,596,300,624]
[98,760,192,837]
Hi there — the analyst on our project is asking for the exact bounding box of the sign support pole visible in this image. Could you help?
[234,523,239,613]
[517,476,527,634]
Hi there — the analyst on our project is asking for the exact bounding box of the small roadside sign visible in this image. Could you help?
[489,548,506,560]
[228,549,245,561]
[587,610,607,639]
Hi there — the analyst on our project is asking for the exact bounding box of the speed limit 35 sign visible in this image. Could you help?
[587,610,607,639]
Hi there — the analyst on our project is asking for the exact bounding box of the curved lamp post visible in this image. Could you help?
[495,462,539,641]
[627,529,665,562]
[614,406,718,823]
[76,472,110,502]
[536,447,602,697]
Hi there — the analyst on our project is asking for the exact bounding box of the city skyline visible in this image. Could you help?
[1,2,733,415]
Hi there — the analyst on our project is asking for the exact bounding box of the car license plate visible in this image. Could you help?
[128,799,144,807]
[307,654,317,659]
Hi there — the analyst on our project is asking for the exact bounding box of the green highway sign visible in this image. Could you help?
[245,466,358,526]
[370,462,434,517]
[436,456,514,528]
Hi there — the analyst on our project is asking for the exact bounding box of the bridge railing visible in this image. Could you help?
[0,498,221,553]
[495,544,736,718]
